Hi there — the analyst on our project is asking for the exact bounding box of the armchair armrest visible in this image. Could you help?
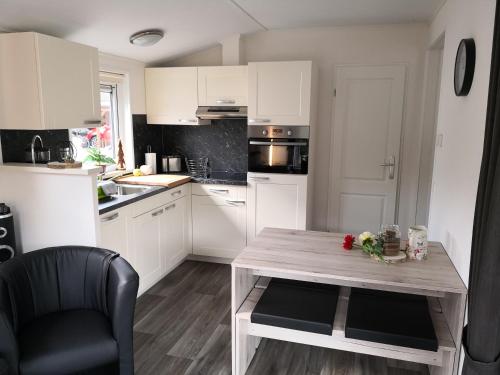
[107,257,139,375]
[0,280,19,375]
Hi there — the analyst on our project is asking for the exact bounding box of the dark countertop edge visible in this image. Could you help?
[192,178,247,186]
[98,185,169,215]
[98,176,248,215]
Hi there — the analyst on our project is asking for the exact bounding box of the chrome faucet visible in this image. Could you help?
[31,135,43,165]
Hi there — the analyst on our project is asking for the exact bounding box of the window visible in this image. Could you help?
[69,83,120,163]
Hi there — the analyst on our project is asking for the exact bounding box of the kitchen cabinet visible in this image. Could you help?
[162,196,188,269]
[247,173,308,242]
[0,32,100,130]
[248,61,312,126]
[145,67,202,125]
[198,66,248,106]
[130,206,165,294]
[99,185,191,295]
[100,208,129,260]
[192,185,247,258]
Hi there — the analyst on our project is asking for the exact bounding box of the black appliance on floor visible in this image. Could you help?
[0,203,16,263]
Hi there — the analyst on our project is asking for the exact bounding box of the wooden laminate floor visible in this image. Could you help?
[133,260,429,375]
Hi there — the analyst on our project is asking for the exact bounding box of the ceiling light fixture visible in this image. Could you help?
[129,29,164,46]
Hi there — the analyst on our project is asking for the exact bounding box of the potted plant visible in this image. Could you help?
[84,147,116,174]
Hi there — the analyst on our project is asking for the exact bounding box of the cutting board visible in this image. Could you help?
[115,174,191,188]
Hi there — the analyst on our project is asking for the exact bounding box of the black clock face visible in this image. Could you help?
[454,39,476,96]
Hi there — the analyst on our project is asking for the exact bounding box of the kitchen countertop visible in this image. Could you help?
[98,185,168,215]
[191,172,247,186]
[98,172,247,214]
[0,162,101,175]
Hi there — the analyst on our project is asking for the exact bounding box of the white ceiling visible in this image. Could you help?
[0,0,445,64]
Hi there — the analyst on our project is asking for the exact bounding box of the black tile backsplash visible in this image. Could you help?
[132,114,248,173]
[0,129,69,163]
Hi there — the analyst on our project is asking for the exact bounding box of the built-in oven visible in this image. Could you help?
[248,126,309,174]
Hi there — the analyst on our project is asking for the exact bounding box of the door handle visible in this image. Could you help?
[250,176,270,181]
[216,99,236,104]
[380,156,396,180]
[151,209,164,217]
[178,119,197,123]
[226,199,246,205]
[165,203,176,211]
[100,213,119,222]
[171,190,182,196]
[248,119,271,123]
[208,188,229,194]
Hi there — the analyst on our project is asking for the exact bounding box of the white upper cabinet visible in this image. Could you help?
[198,66,248,106]
[248,61,312,126]
[0,32,100,130]
[145,67,201,125]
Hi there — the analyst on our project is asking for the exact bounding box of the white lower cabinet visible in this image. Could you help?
[192,185,247,258]
[100,209,129,260]
[99,188,190,295]
[247,173,308,242]
[130,206,164,294]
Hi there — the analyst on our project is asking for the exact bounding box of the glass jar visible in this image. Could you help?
[381,224,401,257]
[408,226,428,260]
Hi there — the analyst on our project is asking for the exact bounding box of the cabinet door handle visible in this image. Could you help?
[178,119,197,123]
[208,188,229,194]
[165,203,176,211]
[101,213,119,222]
[84,119,102,125]
[216,99,236,104]
[250,176,270,181]
[248,118,271,123]
[152,209,164,217]
[226,199,246,205]
[171,190,182,196]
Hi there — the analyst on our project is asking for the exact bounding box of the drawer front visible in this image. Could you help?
[130,184,189,217]
[191,183,245,198]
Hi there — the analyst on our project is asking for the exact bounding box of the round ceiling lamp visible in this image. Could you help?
[129,29,164,46]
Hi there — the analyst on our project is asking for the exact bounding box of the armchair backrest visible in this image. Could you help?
[0,246,118,334]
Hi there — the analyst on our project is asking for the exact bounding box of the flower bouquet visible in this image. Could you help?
[343,232,384,261]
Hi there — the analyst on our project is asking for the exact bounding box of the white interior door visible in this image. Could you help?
[329,65,406,234]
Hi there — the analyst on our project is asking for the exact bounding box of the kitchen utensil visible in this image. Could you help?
[145,145,157,174]
[185,157,209,178]
[25,147,51,163]
[47,161,83,169]
[57,141,76,163]
[167,155,182,172]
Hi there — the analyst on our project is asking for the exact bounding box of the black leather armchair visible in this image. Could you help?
[0,246,139,375]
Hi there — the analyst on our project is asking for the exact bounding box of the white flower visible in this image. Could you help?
[359,231,376,244]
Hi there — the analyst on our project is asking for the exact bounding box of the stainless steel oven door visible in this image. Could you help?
[248,139,309,174]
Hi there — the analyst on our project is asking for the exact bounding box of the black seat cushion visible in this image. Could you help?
[18,309,118,375]
[345,288,438,351]
[251,278,339,335]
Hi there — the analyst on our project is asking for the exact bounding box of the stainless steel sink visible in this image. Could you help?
[114,184,153,196]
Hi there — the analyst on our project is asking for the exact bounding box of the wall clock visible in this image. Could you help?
[454,38,476,96]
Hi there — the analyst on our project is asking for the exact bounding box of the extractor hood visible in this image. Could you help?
[196,106,247,120]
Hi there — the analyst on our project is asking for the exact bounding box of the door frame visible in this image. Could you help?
[326,63,408,233]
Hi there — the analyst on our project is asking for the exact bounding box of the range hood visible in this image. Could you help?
[196,106,247,120]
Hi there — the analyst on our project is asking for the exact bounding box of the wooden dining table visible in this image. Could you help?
[231,228,467,375]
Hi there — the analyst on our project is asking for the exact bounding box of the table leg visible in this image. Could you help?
[232,266,259,375]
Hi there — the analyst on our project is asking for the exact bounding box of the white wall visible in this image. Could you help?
[99,52,146,114]
[163,24,429,233]
[428,0,496,286]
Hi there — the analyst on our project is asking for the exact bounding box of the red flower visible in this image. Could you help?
[343,234,355,250]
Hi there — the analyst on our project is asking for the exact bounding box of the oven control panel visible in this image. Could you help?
[248,125,310,139]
